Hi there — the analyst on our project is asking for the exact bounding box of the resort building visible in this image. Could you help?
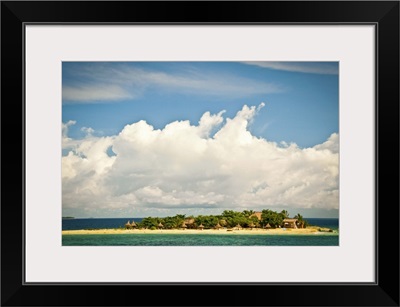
[283,218,298,229]
[250,212,262,220]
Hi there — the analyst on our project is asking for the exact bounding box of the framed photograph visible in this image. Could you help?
[61,59,340,248]
[1,1,399,306]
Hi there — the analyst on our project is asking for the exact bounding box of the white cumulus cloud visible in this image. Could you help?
[62,103,339,215]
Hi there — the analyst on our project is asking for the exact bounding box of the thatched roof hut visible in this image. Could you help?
[184,218,195,225]
[265,223,271,229]
[131,221,137,228]
[214,223,222,230]
[198,224,204,230]
[235,224,242,230]
[125,221,131,229]
[158,222,164,229]
[184,218,196,229]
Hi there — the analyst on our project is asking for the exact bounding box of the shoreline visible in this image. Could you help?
[62,227,338,236]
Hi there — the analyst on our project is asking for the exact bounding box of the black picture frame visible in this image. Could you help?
[1,1,399,306]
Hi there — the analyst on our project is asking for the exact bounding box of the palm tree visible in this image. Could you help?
[280,210,289,218]
[294,213,305,228]
[242,210,255,218]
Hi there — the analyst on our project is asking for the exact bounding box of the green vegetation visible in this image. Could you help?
[128,209,309,230]
[260,209,284,228]
[294,213,309,228]
[140,214,186,229]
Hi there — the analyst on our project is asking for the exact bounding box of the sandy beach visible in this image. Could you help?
[62,226,337,236]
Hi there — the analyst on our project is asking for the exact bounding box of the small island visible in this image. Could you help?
[62,209,337,235]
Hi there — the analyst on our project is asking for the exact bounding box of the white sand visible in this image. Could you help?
[62,227,337,235]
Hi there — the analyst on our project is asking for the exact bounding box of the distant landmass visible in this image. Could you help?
[62,216,75,219]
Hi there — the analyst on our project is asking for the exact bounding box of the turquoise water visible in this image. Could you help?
[62,233,339,246]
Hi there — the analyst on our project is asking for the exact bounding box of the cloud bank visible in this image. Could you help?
[62,103,339,215]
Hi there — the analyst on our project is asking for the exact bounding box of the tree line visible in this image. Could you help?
[125,209,308,230]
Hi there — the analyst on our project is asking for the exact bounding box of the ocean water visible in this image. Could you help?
[62,218,339,246]
[305,218,339,230]
[62,233,338,246]
[62,218,143,230]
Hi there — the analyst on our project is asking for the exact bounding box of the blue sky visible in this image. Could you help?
[62,62,338,148]
[62,62,339,218]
